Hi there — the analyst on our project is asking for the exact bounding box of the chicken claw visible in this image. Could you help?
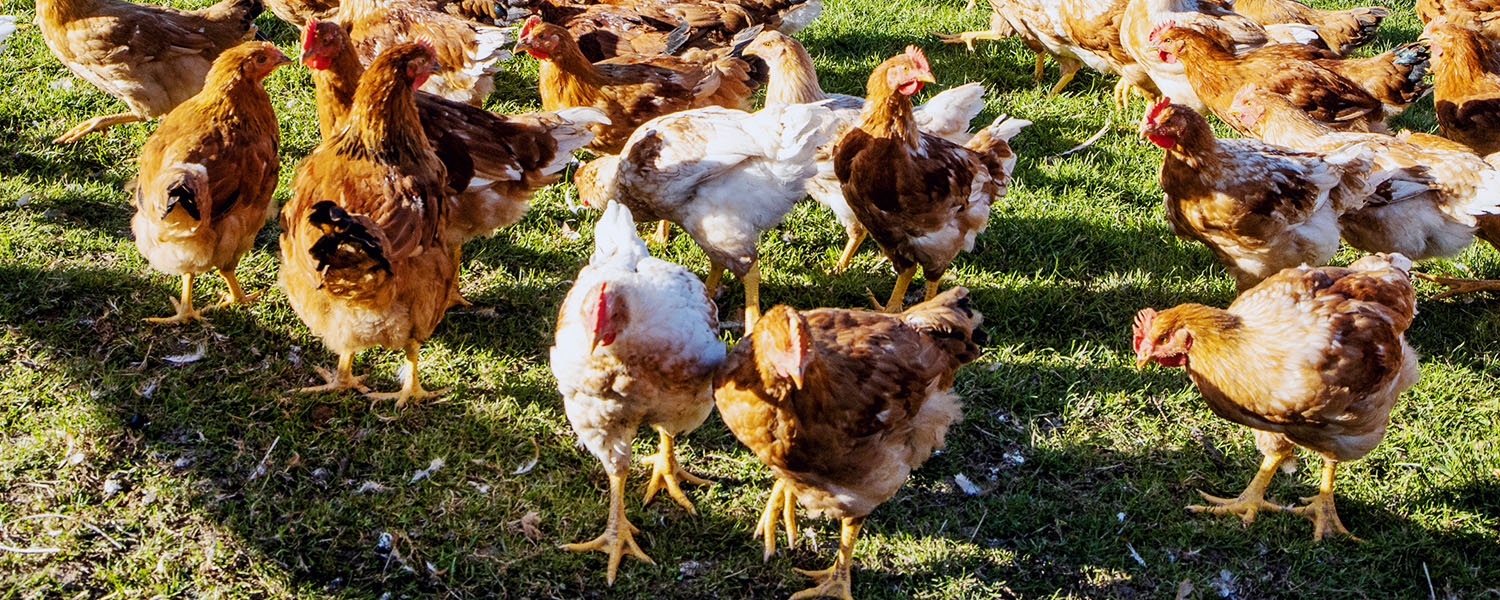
[564,473,655,585]
[640,429,713,513]
[211,268,260,309]
[1288,459,1359,542]
[1414,272,1500,300]
[752,479,800,561]
[299,353,371,394]
[789,517,863,600]
[1187,452,1289,526]
[146,274,205,324]
[932,30,1005,53]
[53,112,145,144]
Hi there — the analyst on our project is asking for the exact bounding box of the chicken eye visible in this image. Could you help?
[257,56,267,64]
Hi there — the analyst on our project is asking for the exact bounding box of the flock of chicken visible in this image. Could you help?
[12,0,1500,595]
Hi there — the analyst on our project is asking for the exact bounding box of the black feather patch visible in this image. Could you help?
[663,21,692,55]
[307,201,392,275]
[164,182,201,220]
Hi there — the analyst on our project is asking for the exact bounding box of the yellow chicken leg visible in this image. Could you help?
[934,29,1007,52]
[146,273,205,324]
[790,517,863,600]
[364,340,448,409]
[705,261,725,298]
[1048,58,1082,96]
[447,248,473,308]
[563,472,655,585]
[1288,458,1356,541]
[299,352,370,394]
[752,479,800,561]
[1188,451,1290,525]
[53,112,146,144]
[651,220,673,245]
[833,230,867,273]
[743,262,762,334]
[212,268,260,309]
[1414,272,1500,300]
[923,279,941,303]
[885,266,918,313]
[1032,53,1046,82]
[641,428,714,513]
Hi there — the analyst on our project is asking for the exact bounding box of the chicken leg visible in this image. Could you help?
[54,112,146,144]
[790,516,863,600]
[705,261,725,298]
[885,266,918,313]
[364,340,448,409]
[299,351,370,394]
[1414,272,1500,300]
[563,472,655,585]
[147,273,206,324]
[1288,458,1356,541]
[934,29,1008,52]
[743,262,762,334]
[752,479,800,561]
[1048,57,1083,96]
[923,279,941,303]
[651,220,673,245]
[212,268,260,309]
[447,248,473,308]
[833,230,867,273]
[641,428,713,513]
[1187,451,1290,525]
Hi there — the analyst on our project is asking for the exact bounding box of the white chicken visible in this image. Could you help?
[0,16,18,53]
[550,202,726,585]
[741,30,992,271]
[574,102,838,333]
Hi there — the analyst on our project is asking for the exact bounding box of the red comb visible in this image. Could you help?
[1145,97,1172,124]
[1148,20,1177,44]
[302,19,318,50]
[521,15,541,39]
[1132,308,1156,353]
[904,45,930,74]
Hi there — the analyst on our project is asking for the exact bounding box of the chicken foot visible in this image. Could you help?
[640,428,713,513]
[562,472,655,585]
[744,262,762,334]
[790,516,864,600]
[146,273,206,324]
[933,29,1009,52]
[651,220,673,245]
[752,479,800,561]
[212,268,260,308]
[54,112,146,144]
[1187,451,1290,526]
[1414,272,1500,300]
[705,261,725,298]
[364,340,448,409]
[833,230,867,273]
[299,352,371,394]
[1048,57,1083,96]
[447,248,474,308]
[1288,458,1357,542]
[884,266,918,313]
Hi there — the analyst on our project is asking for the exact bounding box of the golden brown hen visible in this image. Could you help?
[714,288,985,600]
[37,0,262,142]
[1424,20,1500,157]
[519,0,820,61]
[1134,253,1418,540]
[280,42,456,407]
[132,42,288,324]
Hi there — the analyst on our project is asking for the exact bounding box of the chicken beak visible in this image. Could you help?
[790,370,804,389]
[1134,355,1150,370]
[918,72,937,84]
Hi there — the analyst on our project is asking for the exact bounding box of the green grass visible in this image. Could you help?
[2,0,1499,597]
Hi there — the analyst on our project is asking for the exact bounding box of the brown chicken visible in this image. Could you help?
[1418,0,1500,39]
[935,0,1154,105]
[1150,23,1429,132]
[833,47,1021,313]
[714,288,985,600]
[1134,253,1418,540]
[264,0,502,27]
[280,42,456,407]
[518,0,821,61]
[1142,98,1380,290]
[1231,0,1386,56]
[1424,21,1500,157]
[132,42,288,324]
[301,19,602,253]
[1228,84,1500,263]
[37,0,262,143]
[514,15,762,153]
[337,0,514,105]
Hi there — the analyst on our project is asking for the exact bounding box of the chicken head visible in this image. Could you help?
[755,306,815,389]
[887,45,937,96]
[1140,97,1189,149]
[515,15,563,60]
[1132,307,1193,368]
[582,281,629,352]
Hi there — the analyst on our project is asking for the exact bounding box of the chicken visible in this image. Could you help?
[300,19,603,263]
[280,42,456,407]
[264,0,337,26]
[1120,0,1320,112]
[132,42,288,324]
[713,288,985,600]
[1418,0,1500,40]
[1230,0,1386,56]
[1424,21,1500,157]
[1150,23,1429,132]
[264,0,503,28]
[935,0,1155,105]
[0,15,20,52]
[549,201,725,585]
[514,15,763,153]
[1228,84,1500,262]
[573,102,837,332]
[1133,252,1418,540]
[833,46,1024,313]
[37,0,262,143]
[1141,98,1380,291]
[517,0,821,61]
[337,0,514,105]
[742,30,990,271]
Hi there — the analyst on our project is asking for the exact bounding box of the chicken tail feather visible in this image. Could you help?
[902,287,986,365]
[306,201,393,293]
